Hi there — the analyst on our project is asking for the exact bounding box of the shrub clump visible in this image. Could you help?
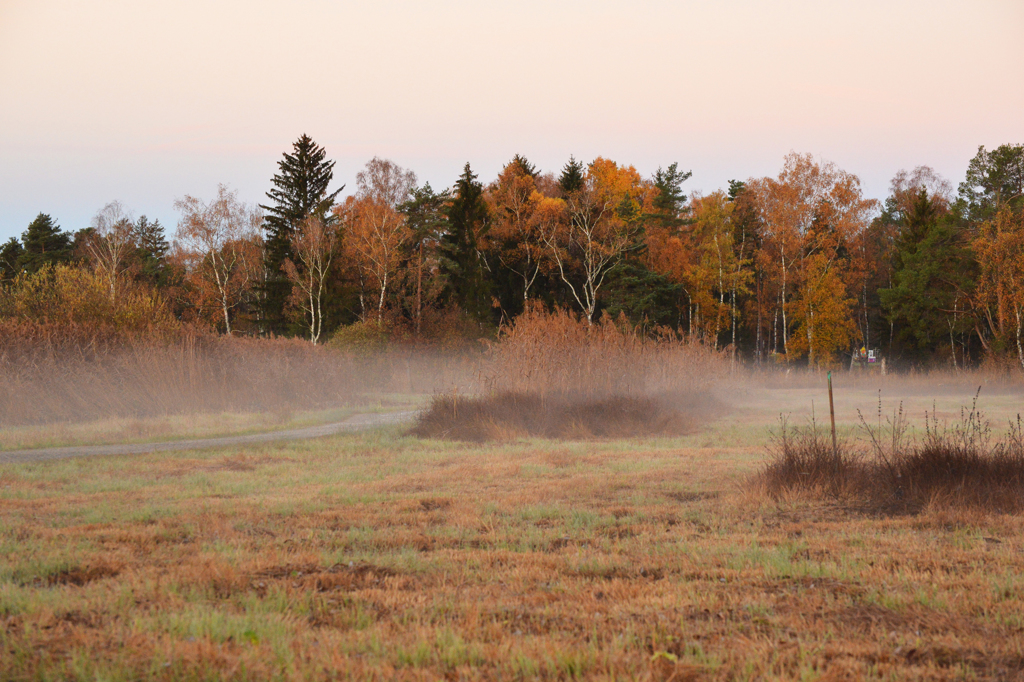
[759,394,1024,514]
[409,391,712,442]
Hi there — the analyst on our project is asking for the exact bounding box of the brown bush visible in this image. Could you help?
[758,395,1024,514]
[409,391,713,442]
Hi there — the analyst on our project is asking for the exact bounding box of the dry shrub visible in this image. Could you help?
[409,391,706,442]
[412,306,728,440]
[758,393,1024,514]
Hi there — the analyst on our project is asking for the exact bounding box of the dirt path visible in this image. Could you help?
[0,411,419,465]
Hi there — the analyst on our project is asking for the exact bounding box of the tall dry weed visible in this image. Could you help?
[480,305,728,399]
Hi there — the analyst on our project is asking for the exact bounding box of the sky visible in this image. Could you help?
[1,0,1022,241]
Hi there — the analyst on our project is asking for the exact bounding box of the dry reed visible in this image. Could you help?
[413,306,728,440]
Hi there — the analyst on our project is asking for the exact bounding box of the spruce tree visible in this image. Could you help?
[439,164,493,324]
[18,213,72,274]
[259,134,343,333]
[509,154,538,179]
[133,216,171,288]
[880,189,975,354]
[558,156,585,195]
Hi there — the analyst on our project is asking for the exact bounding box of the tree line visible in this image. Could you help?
[2,135,1022,370]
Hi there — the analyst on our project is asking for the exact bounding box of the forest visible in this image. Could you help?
[1,136,1022,372]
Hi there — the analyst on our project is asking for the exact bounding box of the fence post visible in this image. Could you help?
[827,371,838,456]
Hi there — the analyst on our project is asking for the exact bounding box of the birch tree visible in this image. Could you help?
[338,158,417,322]
[541,157,652,324]
[283,215,338,343]
[174,185,263,335]
[85,201,136,301]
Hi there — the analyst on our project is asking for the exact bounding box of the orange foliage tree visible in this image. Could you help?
[748,153,875,363]
[974,206,1024,370]
[173,185,263,335]
[541,158,654,324]
[337,158,417,322]
[484,157,556,306]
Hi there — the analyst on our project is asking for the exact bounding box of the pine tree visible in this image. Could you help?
[259,134,343,333]
[439,164,493,324]
[558,156,585,195]
[0,237,23,281]
[651,162,692,228]
[18,213,72,274]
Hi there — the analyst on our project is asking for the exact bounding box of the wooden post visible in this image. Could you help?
[827,370,838,456]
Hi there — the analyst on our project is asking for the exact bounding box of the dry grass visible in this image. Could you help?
[759,393,1024,515]
[0,335,475,429]
[3,386,1024,680]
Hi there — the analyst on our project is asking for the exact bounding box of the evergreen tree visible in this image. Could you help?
[18,213,72,274]
[600,261,682,328]
[439,164,493,324]
[727,179,746,201]
[957,143,1024,223]
[132,216,171,288]
[557,156,585,195]
[651,162,692,228]
[260,134,343,333]
[509,154,538,179]
[880,189,975,356]
[399,183,451,334]
[0,237,23,281]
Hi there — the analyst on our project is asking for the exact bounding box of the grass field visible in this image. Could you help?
[2,384,1023,680]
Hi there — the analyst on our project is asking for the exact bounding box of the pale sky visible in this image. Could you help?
[1,0,1022,240]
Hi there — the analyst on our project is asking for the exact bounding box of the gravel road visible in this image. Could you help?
[0,410,418,464]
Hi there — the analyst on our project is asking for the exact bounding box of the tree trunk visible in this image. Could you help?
[416,242,422,338]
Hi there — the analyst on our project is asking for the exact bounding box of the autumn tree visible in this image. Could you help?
[337,158,417,323]
[283,215,339,343]
[485,156,561,318]
[973,206,1024,369]
[83,201,137,301]
[541,157,653,324]
[785,209,858,366]
[174,185,263,335]
[683,191,751,349]
[748,153,875,361]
